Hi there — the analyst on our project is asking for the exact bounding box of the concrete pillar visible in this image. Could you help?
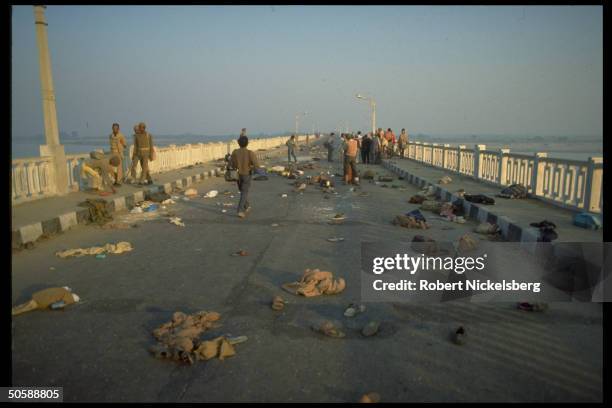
[584,157,603,212]
[457,145,466,173]
[473,144,486,179]
[442,144,450,169]
[34,5,68,195]
[531,152,548,196]
[498,148,510,185]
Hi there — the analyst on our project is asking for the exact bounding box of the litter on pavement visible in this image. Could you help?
[204,190,219,198]
[12,286,81,316]
[169,217,185,227]
[282,268,346,297]
[56,242,133,258]
[312,320,345,338]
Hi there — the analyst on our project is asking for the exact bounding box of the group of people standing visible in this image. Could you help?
[325,128,409,165]
[80,122,156,195]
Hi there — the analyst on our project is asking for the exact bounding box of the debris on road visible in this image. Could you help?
[56,241,133,258]
[169,217,185,227]
[148,191,172,202]
[344,303,366,317]
[529,220,558,242]
[361,321,380,337]
[420,200,443,213]
[161,198,176,205]
[497,184,528,199]
[282,268,346,297]
[79,198,113,225]
[12,286,80,316]
[150,310,239,365]
[232,250,249,256]
[517,302,548,312]
[411,235,439,256]
[457,234,478,253]
[184,188,198,197]
[474,222,501,235]
[573,212,601,230]
[464,194,495,205]
[271,295,286,311]
[438,175,452,184]
[359,392,381,403]
[409,195,426,204]
[327,237,345,242]
[452,326,467,345]
[392,214,428,229]
[204,190,219,198]
[312,320,345,338]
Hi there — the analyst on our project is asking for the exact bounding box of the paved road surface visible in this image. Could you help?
[11,148,602,402]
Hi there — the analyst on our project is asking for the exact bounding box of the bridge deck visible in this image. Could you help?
[11,147,602,402]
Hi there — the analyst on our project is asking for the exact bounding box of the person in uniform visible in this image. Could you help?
[286,134,298,163]
[131,122,155,185]
[109,123,127,185]
[398,128,409,158]
[81,151,119,194]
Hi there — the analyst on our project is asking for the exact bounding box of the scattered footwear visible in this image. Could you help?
[361,321,380,337]
[327,237,345,242]
[452,326,467,345]
[517,302,548,312]
[313,320,346,338]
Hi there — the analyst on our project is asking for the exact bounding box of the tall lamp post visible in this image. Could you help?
[34,5,69,195]
[356,93,376,135]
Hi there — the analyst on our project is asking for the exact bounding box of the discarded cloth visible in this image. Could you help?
[411,235,439,255]
[150,310,236,365]
[56,241,133,258]
[362,170,375,180]
[474,222,500,235]
[169,217,185,227]
[184,188,198,197]
[12,286,80,316]
[282,268,346,297]
[438,176,452,185]
[406,209,426,223]
[530,220,558,242]
[573,213,601,230]
[497,184,527,199]
[420,200,443,213]
[312,320,345,338]
[464,194,495,205]
[408,195,426,204]
[204,190,219,198]
[148,191,171,203]
[457,234,478,253]
[79,198,113,225]
[392,215,429,229]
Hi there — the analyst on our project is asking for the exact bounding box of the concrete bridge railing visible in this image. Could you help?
[406,141,603,214]
[12,134,308,205]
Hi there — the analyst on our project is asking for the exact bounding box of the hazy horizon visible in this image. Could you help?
[12,5,603,140]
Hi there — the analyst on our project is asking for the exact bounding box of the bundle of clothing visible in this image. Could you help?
[497,184,528,199]
[464,194,495,205]
[530,220,558,242]
[79,198,113,225]
[393,210,429,229]
[149,310,243,365]
[282,268,346,297]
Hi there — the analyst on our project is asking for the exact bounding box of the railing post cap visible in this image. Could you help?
[535,152,547,158]
[589,157,603,164]
[500,148,510,153]
[458,145,466,149]
[476,144,486,150]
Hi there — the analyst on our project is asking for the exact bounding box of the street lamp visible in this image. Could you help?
[356,93,376,134]
[295,111,308,136]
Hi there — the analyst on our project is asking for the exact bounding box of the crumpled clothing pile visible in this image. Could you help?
[282,268,346,297]
[150,310,238,365]
[457,234,478,253]
[56,241,133,258]
[420,200,443,213]
[438,175,452,184]
[392,215,429,229]
[408,195,426,204]
[79,198,113,225]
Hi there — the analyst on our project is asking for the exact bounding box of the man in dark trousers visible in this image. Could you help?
[231,133,260,219]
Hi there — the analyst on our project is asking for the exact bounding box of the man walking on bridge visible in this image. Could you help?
[325,133,336,162]
[231,133,259,219]
[130,122,155,185]
[286,134,298,163]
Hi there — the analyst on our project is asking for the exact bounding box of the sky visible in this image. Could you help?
[11,5,603,139]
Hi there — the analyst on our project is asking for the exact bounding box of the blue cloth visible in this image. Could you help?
[406,209,426,222]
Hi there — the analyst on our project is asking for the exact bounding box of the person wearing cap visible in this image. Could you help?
[131,122,155,185]
[230,132,259,218]
[286,134,298,163]
[81,151,119,194]
[108,123,127,186]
